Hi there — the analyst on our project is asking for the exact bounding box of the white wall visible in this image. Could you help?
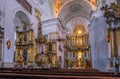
[0,0,5,28]
[3,0,36,67]
[28,0,54,21]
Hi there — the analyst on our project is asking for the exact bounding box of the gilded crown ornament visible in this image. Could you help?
[101,0,120,20]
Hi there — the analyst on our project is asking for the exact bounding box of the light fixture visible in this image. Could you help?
[78,30,82,35]
[6,39,11,49]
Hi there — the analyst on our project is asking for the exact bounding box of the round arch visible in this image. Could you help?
[13,8,32,66]
[12,7,31,44]
[65,16,89,34]
[13,7,31,28]
[13,8,31,43]
[14,11,30,28]
[57,0,95,17]
[57,0,94,33]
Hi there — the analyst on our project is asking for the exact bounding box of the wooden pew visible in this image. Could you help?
[0,68,120,79]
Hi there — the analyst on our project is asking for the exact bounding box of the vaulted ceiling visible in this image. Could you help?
[56,0,95,34]
[36,0,96,34]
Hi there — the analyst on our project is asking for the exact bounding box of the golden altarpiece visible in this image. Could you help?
[107,28,120,69]
[14,23,35,67]
[14,8,60,68]
[64,34,91,69]
[34,8,50,68]
[46,32,59,68]
[34,8,59,69]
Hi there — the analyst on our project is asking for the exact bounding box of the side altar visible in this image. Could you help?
[14,22,36,67]
[14,8,59,69]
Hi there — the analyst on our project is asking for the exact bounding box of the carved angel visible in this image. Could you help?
[34,8,41,22]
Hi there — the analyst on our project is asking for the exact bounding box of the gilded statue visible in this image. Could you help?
[35,53,49,68]
[22,22,27,30]
[34,8,41,22]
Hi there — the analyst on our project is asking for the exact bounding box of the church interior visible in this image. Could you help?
[0,0,120,78]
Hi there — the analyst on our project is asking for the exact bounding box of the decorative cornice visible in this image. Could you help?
[42,18,59,24]
[42,18,65,34]
[42,18,63,29]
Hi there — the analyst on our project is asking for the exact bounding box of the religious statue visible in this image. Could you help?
[16,26,19,31]
[17,52,23,62]
[34,8,41,22]
[35,52,49,68]
[6,39,11,49]
[22,22,27,30]
[23,49,28,61]
[24,34,27,42]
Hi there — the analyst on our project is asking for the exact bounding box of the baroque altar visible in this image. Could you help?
[14,22,36,67]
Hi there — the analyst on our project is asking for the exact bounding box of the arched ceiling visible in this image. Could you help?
[36,0,95,34]
[65,16,89,34]
[57,0,94,34]
[54,0,96,16]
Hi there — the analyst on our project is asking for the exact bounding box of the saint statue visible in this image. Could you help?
[23,49,28,61]
[22,22,27,30]
[24,34,27,42]
[34,8,41,22]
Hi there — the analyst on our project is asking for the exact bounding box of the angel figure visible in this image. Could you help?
[34,8,41,22]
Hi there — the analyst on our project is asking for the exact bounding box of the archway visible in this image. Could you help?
[58,0,93,26]
[14,11,34,67]
[14,11,30,28]
[57,0,93,69]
